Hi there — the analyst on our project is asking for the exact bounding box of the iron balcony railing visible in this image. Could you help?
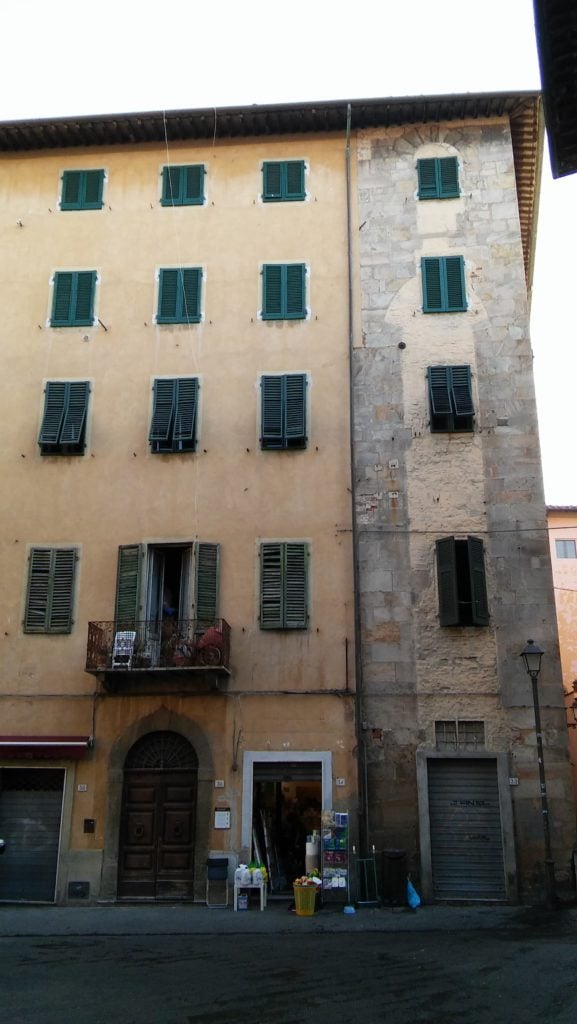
[86,619,230,673]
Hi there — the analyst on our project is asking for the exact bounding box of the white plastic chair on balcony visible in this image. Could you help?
[111,630,136,669]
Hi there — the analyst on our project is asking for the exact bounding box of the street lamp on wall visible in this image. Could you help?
[520,639,556,908]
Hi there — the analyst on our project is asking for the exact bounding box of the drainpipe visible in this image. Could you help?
[345,102,369,856]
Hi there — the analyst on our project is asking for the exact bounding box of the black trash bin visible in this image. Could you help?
[381,849,407,906]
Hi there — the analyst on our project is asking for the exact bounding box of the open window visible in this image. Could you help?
[149,378,198,453]
[428,365,474,432]
[38,381,90,455]
[115,542,218,621]
[436,536,489,627]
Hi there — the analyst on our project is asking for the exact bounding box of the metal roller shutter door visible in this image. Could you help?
[0,768,65,902]
[427,758,506,901]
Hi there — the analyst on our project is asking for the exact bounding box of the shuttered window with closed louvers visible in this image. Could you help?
[261,373,307,449]
[24,548,77,633]
[422,256,466,312]
[262,263,306,320]
[161,165,205,206]
[417,157,459,199]
[263,160,305,201]
[61,170,104,210]
[157,268,202,323]
[51,272,97,326]
[260,541,309,629]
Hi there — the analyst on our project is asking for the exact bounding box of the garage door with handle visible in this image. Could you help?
[427,758,506,900]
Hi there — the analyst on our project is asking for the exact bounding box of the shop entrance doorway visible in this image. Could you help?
[251,761,322,894]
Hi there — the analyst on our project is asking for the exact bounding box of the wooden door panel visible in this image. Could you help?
[126,785,156,803]
[162,811,192,844]
[165,785,194,801]
[125,810,155,844]
[118,770,197,900]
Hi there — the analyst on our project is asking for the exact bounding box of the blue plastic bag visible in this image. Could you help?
[407,878,421,909]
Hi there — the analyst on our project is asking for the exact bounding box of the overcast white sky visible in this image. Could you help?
[2,0,575,503]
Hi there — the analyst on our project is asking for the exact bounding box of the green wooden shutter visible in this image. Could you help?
[284,374,307,445]
[61,171,82,209]
[436,537,460,626]
[52,272,95,326]
[450,365,474,416]
[262,265,283,319]
[173,378,198,443]
[149,379,176,443]
[114,544,143,624]
[181,268,201,321]
[74,271,96,324]
[60,381,89,445]
[422,257,465,312]
[428,367,452,415]
[417,159,438,199]
[444,256,466,311]
[162,166,204,205]
[184,165,204,204]
[285,264,306,318]
[195,542,220,623]
[260,543,283,628]
[261,376,284,448]
[39,382,67,446]
[158,269,201,322]
[260,542,308,629]
[283,542,308,628]
[422,258,443,311]
[439,157,459,198]
[263,162,283,200]
[62,170,103,209]
[24,549,52,632]
[49,549,76,631]
[467,536,489,626]
[24,548,75,633]
[51,273,74,325]
[158,270,179,321]
[83,170,104,208]
[285,161,305,199]
[161,166,181,205]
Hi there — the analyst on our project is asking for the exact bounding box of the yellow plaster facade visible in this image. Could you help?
[0,131,357,902]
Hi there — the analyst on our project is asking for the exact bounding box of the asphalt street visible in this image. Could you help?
[0,903,576,1023]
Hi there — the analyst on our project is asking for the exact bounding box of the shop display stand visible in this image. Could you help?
[321,810,349,903]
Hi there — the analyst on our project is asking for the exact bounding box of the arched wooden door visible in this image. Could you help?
[118,731,198,900]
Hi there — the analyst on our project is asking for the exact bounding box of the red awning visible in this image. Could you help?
[0,736,92,760]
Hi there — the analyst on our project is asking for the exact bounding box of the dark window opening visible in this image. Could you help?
[149,377,198,454]
[436,536,489,627]
[428,365,474,433]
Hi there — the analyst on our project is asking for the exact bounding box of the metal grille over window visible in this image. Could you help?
[435,720,485,751]
[124,731,199,771]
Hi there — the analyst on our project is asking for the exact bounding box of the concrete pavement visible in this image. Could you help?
[0,899,575,937]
